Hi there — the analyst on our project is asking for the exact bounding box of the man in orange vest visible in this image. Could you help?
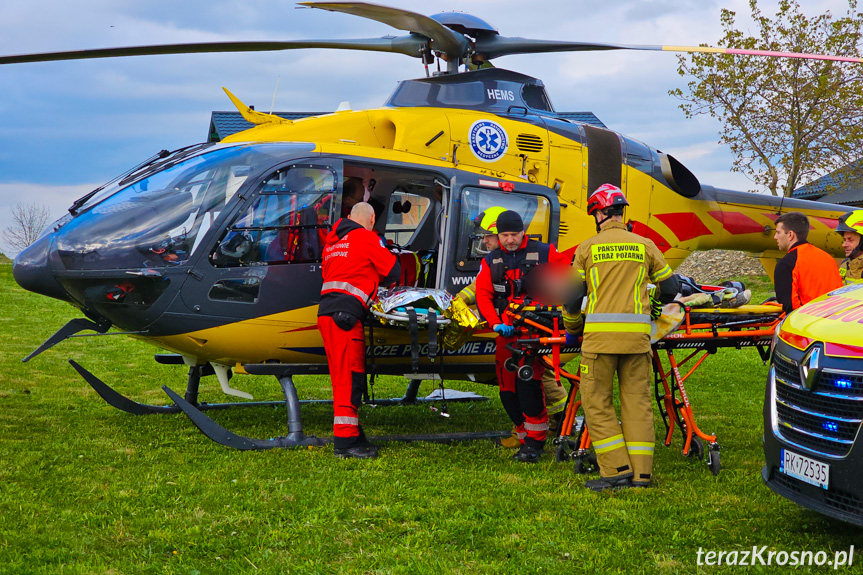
[318,202,400,459]
[773,211,843,313]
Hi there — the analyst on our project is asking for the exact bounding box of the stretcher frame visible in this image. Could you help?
[504,300,784,476]
[651,304,783,475]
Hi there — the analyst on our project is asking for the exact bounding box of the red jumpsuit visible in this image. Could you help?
[318,217,398,448]
[474,236,569,450]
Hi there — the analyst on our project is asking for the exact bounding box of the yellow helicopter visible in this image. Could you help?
[5,2,859,449]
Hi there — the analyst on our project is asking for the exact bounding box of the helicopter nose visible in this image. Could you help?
[13,234,70,302]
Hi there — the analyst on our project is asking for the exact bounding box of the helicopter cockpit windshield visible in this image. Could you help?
[54,144,310,271]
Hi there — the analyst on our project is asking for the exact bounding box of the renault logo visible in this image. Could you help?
[799,345,822,390]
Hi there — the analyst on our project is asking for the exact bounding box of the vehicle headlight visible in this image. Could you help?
[770,317,785,361]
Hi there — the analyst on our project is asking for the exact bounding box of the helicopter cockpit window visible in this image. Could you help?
[53,145,283,271]
[458,188,552,271]
[212,165,335,267]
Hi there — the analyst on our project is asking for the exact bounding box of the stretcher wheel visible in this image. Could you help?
[504,358,518,372]
[517,365,534,381]
[554,440,578,462]
[572,452,598,475]
[708,449,721,476]
[687,436,704,460]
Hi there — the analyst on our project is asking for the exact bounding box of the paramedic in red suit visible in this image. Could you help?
[317,202,400,459]
[474,210,570,463]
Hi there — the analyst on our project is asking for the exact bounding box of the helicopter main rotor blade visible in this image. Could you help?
[300,1,469,59]
[0,37,427,66]
[475,36,863,64]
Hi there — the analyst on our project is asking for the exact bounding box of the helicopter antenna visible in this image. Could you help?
[270,76,281,115]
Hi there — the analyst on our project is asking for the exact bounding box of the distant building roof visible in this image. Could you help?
[208,110,607,141]
[793,160,863,206]
[208,111,327,142]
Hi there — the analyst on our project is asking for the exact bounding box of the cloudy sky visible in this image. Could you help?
[0,0,854,254]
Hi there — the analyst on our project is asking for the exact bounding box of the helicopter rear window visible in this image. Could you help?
[211,165,335,267]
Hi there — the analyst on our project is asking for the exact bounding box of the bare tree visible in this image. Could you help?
[2,202,52,253]
[671,0,863,196]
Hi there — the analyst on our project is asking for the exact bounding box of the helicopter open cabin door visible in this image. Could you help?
[178,159,341,352]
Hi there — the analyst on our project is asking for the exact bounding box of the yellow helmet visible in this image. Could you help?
[837,211,863,236]
[474,206,507,235]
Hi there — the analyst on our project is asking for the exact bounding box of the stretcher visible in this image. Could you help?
[503,299,785,476]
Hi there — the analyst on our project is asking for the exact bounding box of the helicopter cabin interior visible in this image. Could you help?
[207,155,557,302]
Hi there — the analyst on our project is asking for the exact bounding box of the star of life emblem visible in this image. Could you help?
[469,120,509,162]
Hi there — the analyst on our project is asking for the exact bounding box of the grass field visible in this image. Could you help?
[1,264,860,574]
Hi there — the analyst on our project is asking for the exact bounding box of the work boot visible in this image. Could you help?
[334,444,379,459]
[512,444,542,463]
[584,473,633,492]
[496,426,521,449]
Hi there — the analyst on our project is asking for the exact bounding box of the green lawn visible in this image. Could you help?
[0,264,860,574]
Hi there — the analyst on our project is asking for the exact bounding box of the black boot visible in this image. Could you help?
[334,444,379,459]
[584,473,633,492]
[512,444,542,463]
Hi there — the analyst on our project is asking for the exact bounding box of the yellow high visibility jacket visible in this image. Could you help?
[573,221,673,354]
[840,254,863,285]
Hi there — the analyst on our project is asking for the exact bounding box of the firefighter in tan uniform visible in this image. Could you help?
[456,207,569,447]
[572,184,679,491]
[836,211,863,285]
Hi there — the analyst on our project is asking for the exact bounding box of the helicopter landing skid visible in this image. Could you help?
[69,359,293,415]
[163,381,510,450]
[163,377,326,450]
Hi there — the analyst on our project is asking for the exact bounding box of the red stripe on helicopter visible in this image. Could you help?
[653,212,713,242]
[281,325,321,334]
[707,211,766,235]
[811,216,839,230]
[629,221,671,252]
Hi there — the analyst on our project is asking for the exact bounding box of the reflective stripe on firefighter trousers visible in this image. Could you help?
[592,433,625,454]
[626,441,655,455]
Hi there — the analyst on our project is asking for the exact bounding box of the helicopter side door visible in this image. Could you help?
[441,174,561,296]
[178,160,341,322]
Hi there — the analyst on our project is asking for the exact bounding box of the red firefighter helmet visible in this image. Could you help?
[587,183,629,216]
